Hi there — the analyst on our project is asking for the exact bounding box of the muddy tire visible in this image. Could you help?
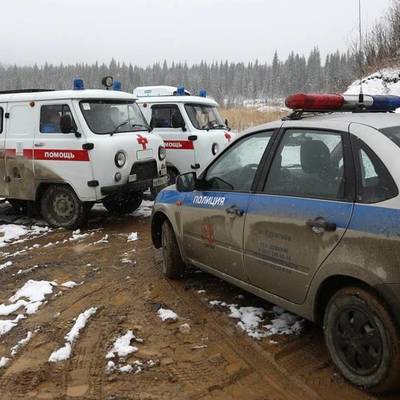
[324,286,400,393]
[40,185,87,229]
[161,220,185,279]
[102,191,143,215]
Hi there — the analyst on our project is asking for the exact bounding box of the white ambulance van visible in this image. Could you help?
[133,86,234,182]
[0,79,168,229]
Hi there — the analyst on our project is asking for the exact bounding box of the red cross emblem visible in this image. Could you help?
[137,134,148,150]
[225,132,232,143]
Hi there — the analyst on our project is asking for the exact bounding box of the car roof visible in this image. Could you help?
[0,89,138,103]
[243,112,400,135]
[136,95,218,107]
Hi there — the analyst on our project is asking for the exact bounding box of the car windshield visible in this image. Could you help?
[185,104,226,130]
[79,100,149,135]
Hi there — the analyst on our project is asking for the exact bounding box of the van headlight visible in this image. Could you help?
[212,143,219,155]
[115,151,126,168]
[158,146,166,161]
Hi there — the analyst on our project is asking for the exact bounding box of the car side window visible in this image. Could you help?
[0,107,3,133]
[150,105,184,129]
[204,131,272,192]
[264,129,345,200]
[40,104,76,134]
[352,137,398,203]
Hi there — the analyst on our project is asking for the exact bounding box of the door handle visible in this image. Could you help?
[225,205,244,217]
[306,217,337,232]
[34,142,45,147]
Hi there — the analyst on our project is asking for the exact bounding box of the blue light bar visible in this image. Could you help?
[112,80,122,91]
[370,95,400,111]
[176,86,185,96]
[199,89,207,97]
[73,78,84,90]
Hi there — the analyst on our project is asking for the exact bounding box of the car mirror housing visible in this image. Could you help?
[176,172,197,192]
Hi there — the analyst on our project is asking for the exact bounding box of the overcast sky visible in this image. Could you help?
[2,0,391,66]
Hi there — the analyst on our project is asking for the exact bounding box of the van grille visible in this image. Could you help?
[130,160,157,181]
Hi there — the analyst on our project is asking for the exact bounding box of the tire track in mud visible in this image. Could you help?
[160,275,320,400]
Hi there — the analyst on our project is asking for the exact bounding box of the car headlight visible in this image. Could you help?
[158,146,166,161]
[212,143,219,155]
[115,151,126,168]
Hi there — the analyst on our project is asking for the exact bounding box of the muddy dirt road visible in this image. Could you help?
[0,202,397,400]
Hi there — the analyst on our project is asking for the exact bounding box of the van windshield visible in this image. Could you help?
[185,104,226,130]
[80,100,150,135]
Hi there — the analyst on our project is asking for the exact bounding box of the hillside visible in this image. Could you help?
[346,68,400,96]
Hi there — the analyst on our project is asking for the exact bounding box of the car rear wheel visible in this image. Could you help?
[161,220,185,279]
[41,185,87,229]
[102,191,143,214]
[324,286,400,393]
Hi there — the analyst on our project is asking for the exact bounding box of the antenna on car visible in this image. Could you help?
[358,0,364,105]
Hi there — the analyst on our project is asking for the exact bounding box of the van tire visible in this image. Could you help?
[161,220,185,279]
[102,191,143,214]
[324,286,400,393]
[40,185,87,229]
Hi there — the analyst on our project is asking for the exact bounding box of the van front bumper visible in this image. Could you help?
[101,175,169,195]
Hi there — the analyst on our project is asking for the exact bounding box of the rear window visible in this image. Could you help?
[380,126,400,147]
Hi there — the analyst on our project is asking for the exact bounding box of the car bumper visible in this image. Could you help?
[101,175,169,195]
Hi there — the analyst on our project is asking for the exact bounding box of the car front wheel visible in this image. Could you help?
[161,220,185,279]
[324,286,400,393]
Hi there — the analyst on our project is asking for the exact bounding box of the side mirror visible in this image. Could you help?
[225,118,231,132]
[60,114,72,134]
[176,172,197,192]
[60,114,81,137]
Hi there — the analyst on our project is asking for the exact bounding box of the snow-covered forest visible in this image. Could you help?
[0,47,357,105]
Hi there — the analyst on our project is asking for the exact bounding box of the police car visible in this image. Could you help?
[0,78,168,229]
[152,92,400,393]
[134,86,234,182]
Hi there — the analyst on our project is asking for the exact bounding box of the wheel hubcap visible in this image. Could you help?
[333,307,383,376]
[53,194,75,219]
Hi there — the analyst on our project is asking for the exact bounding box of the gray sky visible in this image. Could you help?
[2,0,391,66]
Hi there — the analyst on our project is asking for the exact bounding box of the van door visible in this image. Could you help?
[5,102,36,200]
[34,102,94,200]
[150,104,196,174]
[0,105,6,197]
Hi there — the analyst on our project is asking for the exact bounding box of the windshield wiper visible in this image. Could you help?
[111,121,150,135]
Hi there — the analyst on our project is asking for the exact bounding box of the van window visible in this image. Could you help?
[0,108,3,133]
[40,104,76,133]
[150,105,184,129]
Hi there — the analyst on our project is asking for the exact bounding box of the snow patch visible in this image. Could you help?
[106,330,138,359]
[0,224,49,248]
[0,357,10,368]
[209,301,303,340]
[10,331,33,356]
[49,307,97,362]
[70,229,89,241]
[61,281,81,288]
[127,232,138,242]
[131,200,153,218]
[0,315,25,336]
[157,308,178,322]
[0,261,12,271]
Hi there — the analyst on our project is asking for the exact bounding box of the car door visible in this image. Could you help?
[244,128,354,304]
[181,130,275,281]
[5,102,36,200]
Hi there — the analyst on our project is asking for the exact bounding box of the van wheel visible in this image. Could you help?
[161,220,185,279]
[324,286,400,393]
[41,185,87,229]
[102,191,143,214]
